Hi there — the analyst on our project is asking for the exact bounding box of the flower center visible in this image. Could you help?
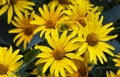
[78,17,86,27]
[24,26,33,36]
[87,33,99,46]
[72,59,87,77]
[0,64,8,75]
[52,48,65,60]
[10,0,17,5]
[46,20,55,29]
[58,0,69,4]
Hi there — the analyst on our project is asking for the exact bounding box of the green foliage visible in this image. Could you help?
[24,49,40,64]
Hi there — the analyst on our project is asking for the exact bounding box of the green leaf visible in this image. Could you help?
[37,66,43,75]
[89,65,102,77]
[0,37,10,45]
[26,32,44,50]
[102,5,120,24]
[0,15,14,45]
[24,49,40,64]
[107,39,120,54]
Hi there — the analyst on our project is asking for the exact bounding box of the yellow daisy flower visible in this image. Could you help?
[75,7,101,32]
[34,29,83,77]
[8,11,38,49]
[30,4,69,38]
[66,52,93,77]
[106,71,120,77]
[113,53,120,66]
[0,0,35,24]
[76,16,118,64]
[64,0,93,26]
[0,46,23,77]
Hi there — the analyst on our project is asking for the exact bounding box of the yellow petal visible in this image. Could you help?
[54,5,63,18]
[43,4,50,19]
[4,46,13,63]
[65,53,84,61]
[99,27,115,37]
[9,55,23,65]
[35,46,53,53]
[88,46,97,64]
[35,58,49,65]
[13,33,23,42]
[59,31,67,46]
[117,70,120,75]
[50,60,57,74]
[61,59,74,74]
[31,14,45,24]
[16,35,25,46]
[51,29,59,47]
[8,28,23,33]
[43,58,54,73]
[54,61,59,77]
[99,35,118,41]
[39,7,48,19]
[0,47,4,63]
[8,6,13,24]
[64,58,77,72]
[106,71,111,77]
[9,60,23,71]
[96,47,107,63]
[45,32,56,49]
[77,42,88,57]
[50,3,55,18]
[0,4,9,16]
[37,53,52,58]
[11,20,21,27]
[14,5,23,19]
[59,61,66,77]
[0,0,6,5]
[99,42,115,50]
[97,42,114,56]
[22,5,33,10]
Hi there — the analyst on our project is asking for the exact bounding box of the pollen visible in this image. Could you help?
[24,26,33,36]
[87,33,99,46]
[72,59,87,77]
[78,17,86,27]
[10,0,17,5]
[52,48,65,60]
[46,20,55,29]
[0,64,8,75]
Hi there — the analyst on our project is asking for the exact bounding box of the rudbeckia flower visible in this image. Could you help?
[66,52,93,77]
[0,46,23,77]
[0,0,35,24]
[30,4,69,38]
[8,11,38,49]
[76,16,117,64]
[64,0,93,26]
[34,29,83,77]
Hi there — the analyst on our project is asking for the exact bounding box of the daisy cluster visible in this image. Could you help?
[0,0,119,77]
